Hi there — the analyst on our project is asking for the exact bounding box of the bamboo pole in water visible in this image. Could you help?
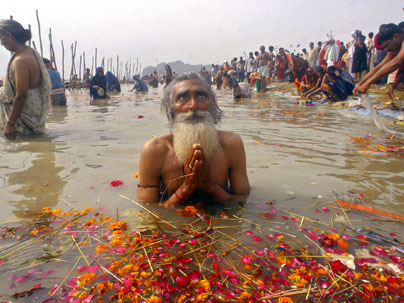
[61,40,65,82]
[83,52,86,71]
[116,55,119,80]
[70,42,77,80]
[91,57,94,75]
[28,24,32,47]
[95,48,98,68]
[101,57,105,70]
[48,28,57,70]
[79,55,82,80]
[36,10,43,57]
[129,58,132,79]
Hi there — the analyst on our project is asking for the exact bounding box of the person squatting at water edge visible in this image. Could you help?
[0,19,51,140]
[43,58,67,106]
[137,73,250,207]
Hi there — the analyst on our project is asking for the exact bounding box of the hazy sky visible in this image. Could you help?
[1,0,404,77]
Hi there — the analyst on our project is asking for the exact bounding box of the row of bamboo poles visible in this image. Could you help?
[10,11,142,84]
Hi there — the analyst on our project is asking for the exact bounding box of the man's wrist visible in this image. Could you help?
[6,120,15,128]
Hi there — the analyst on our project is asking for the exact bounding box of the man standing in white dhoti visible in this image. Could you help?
[0,19,51,140]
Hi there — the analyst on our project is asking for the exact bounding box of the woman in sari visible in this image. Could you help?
[276,48,288,81]
[304,66,354,101]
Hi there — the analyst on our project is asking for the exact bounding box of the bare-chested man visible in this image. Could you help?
[355,23,404,95]
[257,45,271,91]
[0,19,51,140]
[137,73,250,207]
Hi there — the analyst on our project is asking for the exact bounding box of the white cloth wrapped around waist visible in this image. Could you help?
[50,87,65,95]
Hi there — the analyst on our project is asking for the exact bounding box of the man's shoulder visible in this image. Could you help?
[218,130,243,148]
[141,134,172,155]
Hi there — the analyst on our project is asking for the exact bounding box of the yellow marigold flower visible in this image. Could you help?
[95,244,109,254]
[148,295,162,303]
[328,233,340,240]
[80,273,96,286]
[196,293,210,301]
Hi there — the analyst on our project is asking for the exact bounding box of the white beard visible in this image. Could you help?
[172,111,219,164]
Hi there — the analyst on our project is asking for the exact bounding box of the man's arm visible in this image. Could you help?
[137,139,163,203]
[4,58,30,140]
[355,47,403,94]
[226,133,250,194]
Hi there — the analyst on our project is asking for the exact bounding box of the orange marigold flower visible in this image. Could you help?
[80,273,96,287]
[95,244,109,254]
[148,295,162,303]
[109,221,127,231]
[278,297,293,303]
[78,291,89,299]
[337,239,349,249]
[328,233,340,240]
[177,205,198,217]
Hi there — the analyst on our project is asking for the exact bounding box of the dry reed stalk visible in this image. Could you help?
[331,192,354,228]
[36,10,43,57]
[50,256,82,296]
[72,235,90,266]
[119,194,178,229]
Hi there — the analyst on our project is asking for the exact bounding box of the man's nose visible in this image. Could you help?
[188,96,198,111]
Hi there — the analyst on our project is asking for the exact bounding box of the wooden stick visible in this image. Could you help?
[95,48,98,68]
[48,28,57,70]
[91,57,94,75]
[259,288,319,300]
[79,55,82,80]
[72,235,90,266]
[50,257,81,296]
[61,40,65,82]
[36,10,43,57]
[83,51,86,71]
[331,192,354,228]
[116,55,119,80]
[233,215,261,227]
[32,40,37,51]
[28,24,32,47]
[143,247,153,272]
[118,194,177,229]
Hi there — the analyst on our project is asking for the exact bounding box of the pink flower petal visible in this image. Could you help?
[41,270,54,278]
[16,275,29,283]
[251,235,263,243]
[88,264,100,272]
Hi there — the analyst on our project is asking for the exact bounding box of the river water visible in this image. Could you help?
[0,84,403,300]
[1,84,402,221]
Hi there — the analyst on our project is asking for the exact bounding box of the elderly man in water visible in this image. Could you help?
[137,73,250,207]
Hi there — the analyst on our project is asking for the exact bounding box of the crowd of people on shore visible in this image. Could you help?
[208,23,404,103]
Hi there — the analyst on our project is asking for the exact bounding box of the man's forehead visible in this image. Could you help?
[173,79,209,95]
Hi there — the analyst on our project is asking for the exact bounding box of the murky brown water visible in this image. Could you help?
[1,84,403,222]
[0,83,403,301]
